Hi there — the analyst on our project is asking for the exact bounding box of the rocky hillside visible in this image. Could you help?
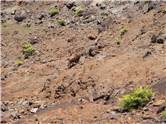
[1,1,166,124]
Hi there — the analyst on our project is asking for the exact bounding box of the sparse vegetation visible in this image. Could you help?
[75,7,85,17]
[2,1,166,123]
[16,60,24,66]
[22,43,35,59]
[120,27,128,36]
[57,19,66,26]
[144,0,150,4]
[101,12,109,17]
[49,8,59,16]
[120,87,154,111]
[162,110,166,119]
[163,8,166,14]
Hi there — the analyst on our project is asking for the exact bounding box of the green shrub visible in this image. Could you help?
[57,19,65,26]
[162,111,166,119]
[49,8,59,16]
[22,43,35,59]
[163,8,166,14]
[120,27,128,36]
[120,87,154,111]
[16,60,24,66]
[75,7,85,17]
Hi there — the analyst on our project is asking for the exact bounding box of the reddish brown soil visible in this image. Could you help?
[1,1,166,124]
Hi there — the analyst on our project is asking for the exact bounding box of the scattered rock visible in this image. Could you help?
[96,3,107,10]
[151,34,166,44]
[54,85,66,99]
[156,34,166,44]
[1,119,7,123]
[10,111,21,120]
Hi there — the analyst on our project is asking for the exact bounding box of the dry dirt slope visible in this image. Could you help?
[1,1,166,124]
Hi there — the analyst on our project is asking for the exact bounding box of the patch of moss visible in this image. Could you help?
[49,8,59,17]
[120,87,154,111]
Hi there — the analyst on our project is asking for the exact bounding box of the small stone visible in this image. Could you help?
[48,23,55,28]
[86,46,99,57]
[1,76,5,81]
[29,36,39,44]
[151,35,157,43]
[143,107,149,111]
[14,10,27,22]
[40,60,48,64]
[65,1,75,9]
[88,35,97,40]
[35,20,43,24]
[30,108,38,113]
[79,56,85,64]
[37,13,45,20]
[11,10,16,15]
[143,51,151,59]
[96,3,106,10]
[14,15,26,22]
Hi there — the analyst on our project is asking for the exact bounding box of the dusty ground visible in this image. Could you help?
[1,1,166,124]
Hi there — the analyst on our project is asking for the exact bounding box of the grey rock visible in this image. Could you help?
[14,15,26,22]
[65,1,75,9]
[14,10,26,22]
